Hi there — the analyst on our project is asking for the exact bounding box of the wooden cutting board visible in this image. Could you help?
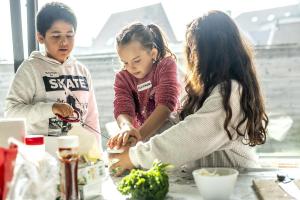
[253,179,300,200]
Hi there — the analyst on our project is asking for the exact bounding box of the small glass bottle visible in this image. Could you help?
[57,136,80,200]
[24,135,45,161]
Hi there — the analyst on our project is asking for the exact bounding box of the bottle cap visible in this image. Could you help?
[58,135,79,148]
[24,135,44,145]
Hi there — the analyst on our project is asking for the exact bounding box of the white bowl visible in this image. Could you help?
[192,168,239,200]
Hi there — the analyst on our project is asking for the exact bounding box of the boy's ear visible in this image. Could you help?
[36,32,44,44]
[151,48,158,60]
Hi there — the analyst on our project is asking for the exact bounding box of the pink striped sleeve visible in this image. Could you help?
[113,72,136,119]
[155,58,180,111]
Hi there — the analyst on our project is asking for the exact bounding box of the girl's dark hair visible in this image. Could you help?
[180,10,268,146]
[116,22,175,61]
[36,2,77,37]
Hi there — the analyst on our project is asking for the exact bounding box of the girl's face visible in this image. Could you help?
[117,41,158,79]
[37,20,75,63]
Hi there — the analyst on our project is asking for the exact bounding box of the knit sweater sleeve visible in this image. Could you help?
[155,58,180,111]
[113,72,136,119]
[4,61,55,123]
[129,81,242,169]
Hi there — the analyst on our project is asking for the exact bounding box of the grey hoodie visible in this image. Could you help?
[5,51,100,139]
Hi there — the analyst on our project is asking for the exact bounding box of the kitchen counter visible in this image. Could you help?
[91,167,300,200]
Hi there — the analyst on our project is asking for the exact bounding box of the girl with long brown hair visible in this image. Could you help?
[109,11,268,175]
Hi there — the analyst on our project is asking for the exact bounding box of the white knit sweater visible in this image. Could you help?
[129,80,260,169]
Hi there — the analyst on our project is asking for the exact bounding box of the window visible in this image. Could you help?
[285,12,291,17]
[267,14,275,21]
[0,0,15,116]
[251,16,258,22]
[0,1,13,62]
[2,0,300,157]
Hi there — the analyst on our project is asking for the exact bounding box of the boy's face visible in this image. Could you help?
[37,20,75,63]
[117,41,158,79]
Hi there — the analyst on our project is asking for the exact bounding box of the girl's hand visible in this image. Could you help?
[108,147,135,176]
[107,124,142,149]
[52,103,74,117]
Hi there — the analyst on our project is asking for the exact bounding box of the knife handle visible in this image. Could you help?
[277,173,294,183]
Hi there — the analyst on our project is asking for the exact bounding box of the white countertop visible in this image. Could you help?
[89,168,300,200]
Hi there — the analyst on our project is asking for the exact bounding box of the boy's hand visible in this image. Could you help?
[107,124,142,149]
[52,103,74,117]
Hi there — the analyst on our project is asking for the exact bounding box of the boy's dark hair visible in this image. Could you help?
[180,10,268,147]
[116,22,175,61]
[36,2,77,37]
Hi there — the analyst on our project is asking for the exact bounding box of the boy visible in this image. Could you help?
[5,2,100,143]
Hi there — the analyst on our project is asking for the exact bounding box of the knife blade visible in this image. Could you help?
[278,181,300,200]
[277,173,300,200]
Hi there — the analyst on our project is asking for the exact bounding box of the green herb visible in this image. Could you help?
[117,160,170,200]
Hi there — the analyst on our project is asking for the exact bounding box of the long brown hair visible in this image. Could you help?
[116,22,175,61]
[180,11,268,146]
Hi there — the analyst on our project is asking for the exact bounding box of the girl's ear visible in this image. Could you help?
[36,32,44,44]
[151,47,159,61]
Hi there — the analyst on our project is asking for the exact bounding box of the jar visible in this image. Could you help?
[58,135,80,200]
[24,135,45,161]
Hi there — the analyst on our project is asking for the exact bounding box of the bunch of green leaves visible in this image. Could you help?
[117,161,171,200]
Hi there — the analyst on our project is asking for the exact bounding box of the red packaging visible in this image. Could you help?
[0,145,18,200]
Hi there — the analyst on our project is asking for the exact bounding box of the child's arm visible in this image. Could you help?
[108,73,138,149]
[107,114,141,149]
[140,58,180,139]
[111,105,172,146]
[113,72,136,122]
[5,62,56,123]
[116,114,134,129]
[108,58,180,148]
[108,106,170,149]
[128,81,243,169]
[139,104,171,139]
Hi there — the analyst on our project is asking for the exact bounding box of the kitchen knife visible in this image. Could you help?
[277,173,300,200]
